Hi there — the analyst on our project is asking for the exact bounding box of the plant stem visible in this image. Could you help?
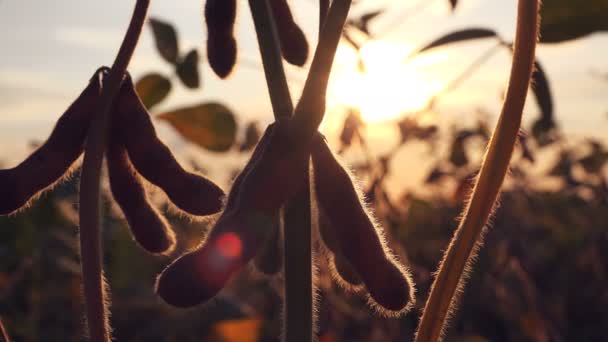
[78,1,149,341]
[414,1,539,341]
[248,0,294,119]
[249,0,351,340]
[293,0,352,141]
[319,0,329,37]
[248,1,312,340]
[283,183,313,342]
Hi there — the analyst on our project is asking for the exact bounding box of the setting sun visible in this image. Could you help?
[328,41,444,123]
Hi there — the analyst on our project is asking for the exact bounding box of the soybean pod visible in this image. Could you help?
[0,70,103,215]
[114,76,225,217]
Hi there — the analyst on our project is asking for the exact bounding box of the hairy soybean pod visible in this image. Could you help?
[317,210,363,288]
[330,253,363,288]
[228,128,283,275]
[156,122,310,307]
[205,0,237,78]
[253,216,282,275]
[0,71,102,215]
[270,0,309,66]
[107,137,176,255]
[115,77,224,216]
[311,135,414,314]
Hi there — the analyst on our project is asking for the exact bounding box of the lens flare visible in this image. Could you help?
[215,232,243,259]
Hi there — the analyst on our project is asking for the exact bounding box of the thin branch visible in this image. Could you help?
[248,1,312,340]
[78,1,150,341]
[248,0,294,118]
[319,0,329,38]
[293,0,352,141]
[415,1,540,341]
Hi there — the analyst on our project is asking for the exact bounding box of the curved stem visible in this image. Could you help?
[78,1,149,341]
[414,1,539,341]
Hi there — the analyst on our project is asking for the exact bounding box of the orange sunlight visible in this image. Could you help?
[329,40,444,123]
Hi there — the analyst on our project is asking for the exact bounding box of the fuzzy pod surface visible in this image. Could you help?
[269,0,309,66]
[205,0,238,78]
[0,71,103,215]
[311,135,414,314]
[253,216,282,275]
[317,210,363,288]
[114,76,225,216]
[107,136,176,255]
[156,122,311,307]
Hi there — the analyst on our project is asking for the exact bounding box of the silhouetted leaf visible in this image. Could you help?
[135,73,172,110]
[398,118,438,144]
[239,121,261,152]
[578,141,608,174]
[426,166,449,184]
[549,151,573,178]
[412,28,498,56]
[358,10,383,34]
[158,102,237,152]
[532,117,558,147]
[340,109,363,149]
[176,49,201,89]
[540,0,608,43]
[149,18,179,64]
[531,61,554,126]
[517,133,535,163]
[449,137,468,167]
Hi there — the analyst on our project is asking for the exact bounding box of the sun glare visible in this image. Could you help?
[329,41,443,123]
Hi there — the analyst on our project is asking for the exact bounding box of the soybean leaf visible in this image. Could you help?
[158,102,237,152]
[357,10,383,34]
[529,60,558,146]
[449,137,468,167]
[531,61,553,123]
[238,121,261,152]
[135,73,172,110]
[540,0,608,43]
[411,28,498,57]
[149,18,179,64]
[578,140,608,174]
[176,49,201,89]
[340,109,363,149]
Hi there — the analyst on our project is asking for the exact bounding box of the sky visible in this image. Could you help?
[0,0,606,187]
